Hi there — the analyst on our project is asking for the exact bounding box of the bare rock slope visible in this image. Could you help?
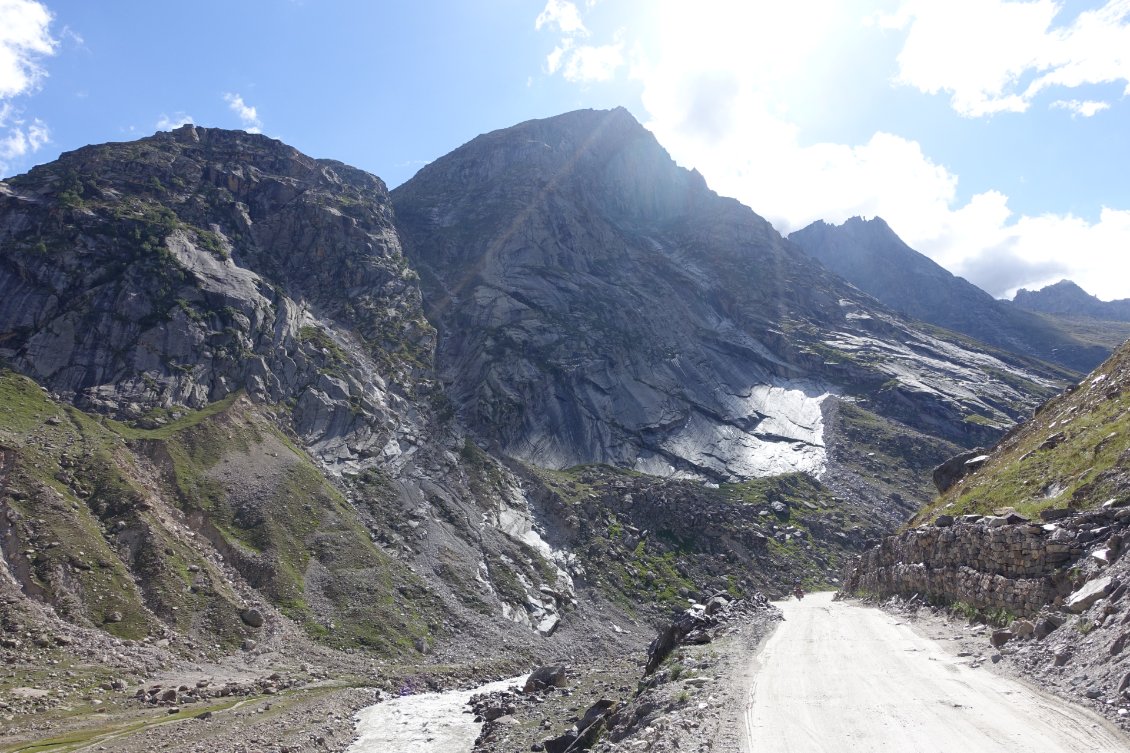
[393,108,1068,486]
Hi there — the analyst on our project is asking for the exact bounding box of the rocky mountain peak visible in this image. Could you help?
[789,217,1110,373]
[0,126,433,465]
[1014,280,1130,322]
[399,108,714,229]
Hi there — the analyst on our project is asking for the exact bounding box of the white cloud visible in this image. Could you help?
[0,102,48,175]
[0,106,47,161]
[545,40,572,75]
[535,0,586,35]
[0,0,55,175]
[536,0,625,82]
[156,112,194,131]
[885,0,1130,117]
[223,92,262,133]
[645,86,1130,299]
[1050,98,1111,117]
[562,41,623,83]
[0,0,55,99]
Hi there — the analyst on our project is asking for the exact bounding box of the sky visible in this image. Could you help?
[1,1,1129,301]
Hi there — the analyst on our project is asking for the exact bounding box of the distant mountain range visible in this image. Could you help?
[789,217,1127,372]
[1014,279,1130,322]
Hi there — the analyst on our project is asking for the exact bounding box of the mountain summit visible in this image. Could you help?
[1014,279,1130,322]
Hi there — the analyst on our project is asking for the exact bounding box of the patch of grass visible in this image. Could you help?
[97,391,241,441]
[191,226,229,260]
[914,351,1130,523]
[298,324,347,364]
[0,696,245,753]
[948,600,1015,627]
[155,400,437,653]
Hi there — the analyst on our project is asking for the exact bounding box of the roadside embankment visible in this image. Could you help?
[844,505,1130,616]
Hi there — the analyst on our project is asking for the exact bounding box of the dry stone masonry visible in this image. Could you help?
[845,504,1130,617]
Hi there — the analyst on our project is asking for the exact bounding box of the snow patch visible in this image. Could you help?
[643,382,832,481]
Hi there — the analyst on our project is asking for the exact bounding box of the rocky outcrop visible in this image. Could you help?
[845,506,1130,617]
[0,125,432,473]
[931,447,988,493]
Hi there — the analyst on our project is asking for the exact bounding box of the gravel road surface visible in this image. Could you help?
[744,592,1130,752]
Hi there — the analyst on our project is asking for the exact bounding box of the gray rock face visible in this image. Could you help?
[393,109,1064,481]
[789,217,1109,373]
[1065,576,1114,613]
[0,126,433,470]
[0,126,591,648]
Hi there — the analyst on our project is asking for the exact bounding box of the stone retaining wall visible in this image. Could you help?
[844,507,1130,617]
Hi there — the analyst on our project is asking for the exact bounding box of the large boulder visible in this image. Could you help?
[524,665,568,693]
[932,448,988,493]
[239,608,265,628]
[1065,576,1115,613]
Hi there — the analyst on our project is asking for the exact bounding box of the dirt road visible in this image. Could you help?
[744,592,1130,752]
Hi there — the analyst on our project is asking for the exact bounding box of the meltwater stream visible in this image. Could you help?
[346,675,528,753]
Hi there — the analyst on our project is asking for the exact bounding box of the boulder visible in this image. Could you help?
[704,594,731,616]
[524,665,568,693]
[990,629,1013,648]
[932,448,988,493]
[239,608,265,628]
[1039,508,1073,522]
[1065,577,1115,613]
[644,608,709,675]
[934,515,954,527]
[1034,614,1066,640]
[1111,632,1129,656]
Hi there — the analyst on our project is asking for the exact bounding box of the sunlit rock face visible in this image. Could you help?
[393,108,1064,482]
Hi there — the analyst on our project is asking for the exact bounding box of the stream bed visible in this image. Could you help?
[346,675,528,753]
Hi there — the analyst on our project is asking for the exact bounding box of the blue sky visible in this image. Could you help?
[2,1,1129,300]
